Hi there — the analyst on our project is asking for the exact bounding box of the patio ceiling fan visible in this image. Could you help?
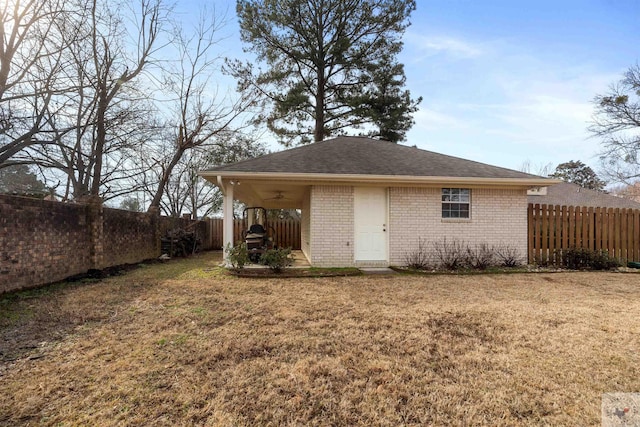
[263,190,293,201]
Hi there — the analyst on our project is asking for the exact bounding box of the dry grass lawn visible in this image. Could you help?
[1,251,640,426]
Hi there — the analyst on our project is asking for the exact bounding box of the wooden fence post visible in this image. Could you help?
[561,205,568,263]
[635,210,640,262]
[595,207,601,251]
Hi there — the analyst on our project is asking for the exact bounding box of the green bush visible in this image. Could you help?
[225,242,249,271]
[259,247,294,273]
[588,250,622,270]
[562,247,621,270]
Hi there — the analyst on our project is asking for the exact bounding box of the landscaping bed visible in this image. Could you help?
[230,267,362,278]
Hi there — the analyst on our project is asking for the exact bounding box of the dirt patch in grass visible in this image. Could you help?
[1,251,639,425]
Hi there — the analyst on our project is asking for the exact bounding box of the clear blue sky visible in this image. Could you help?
[179,0,640,176]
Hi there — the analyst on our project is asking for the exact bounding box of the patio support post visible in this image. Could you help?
[247,210,254,228]
[221,178,234,263]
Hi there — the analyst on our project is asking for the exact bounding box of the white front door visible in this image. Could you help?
[354,187,388,261]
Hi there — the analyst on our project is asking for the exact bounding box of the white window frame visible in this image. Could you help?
[441,188,471,219]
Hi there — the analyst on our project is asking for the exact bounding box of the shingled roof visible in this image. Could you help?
[205,136,542,179]
[528,182,640,209]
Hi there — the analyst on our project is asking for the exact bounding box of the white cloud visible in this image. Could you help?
[412,108,467,131]
[404,32,484,59]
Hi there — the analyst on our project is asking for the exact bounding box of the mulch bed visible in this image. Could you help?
[228,268,362,278]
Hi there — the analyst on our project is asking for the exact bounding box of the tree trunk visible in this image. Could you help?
[90,86,107,196]
[315,75,325,142]
[148,145,186,212]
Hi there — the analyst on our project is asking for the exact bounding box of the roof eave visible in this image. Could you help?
[198,171,558,187]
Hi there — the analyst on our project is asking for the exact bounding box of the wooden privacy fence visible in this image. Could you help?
[208,218,301,250]
[528,203,640,265]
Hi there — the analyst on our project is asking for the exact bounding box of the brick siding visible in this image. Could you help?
[309,185,354,267]
[306,185,528,267]
[388,187,528,265]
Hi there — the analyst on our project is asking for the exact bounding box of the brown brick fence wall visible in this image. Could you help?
[102,207,160,268]
[1,195,93,293]
[0,194,212,294]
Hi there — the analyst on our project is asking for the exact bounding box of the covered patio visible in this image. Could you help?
[204,175,311,264]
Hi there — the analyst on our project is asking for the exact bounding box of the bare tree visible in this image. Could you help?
[2,0,258,209]
[591,65,640,184]
[609,182,640,203]
[0,0,75,165]
[146,8,257,212]
[13,0,166,200]
[158,150,221,218]
[88,0,164,197]
[519,160,553,177]
[141,132,264,218]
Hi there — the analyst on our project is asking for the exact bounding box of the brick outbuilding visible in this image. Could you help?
[200,137,554,267]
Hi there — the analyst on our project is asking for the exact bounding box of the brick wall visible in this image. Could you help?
[305,185,528,267]
[388,187,528,265]
[0,196,93,293]
[309,185,354,267]
[0,194,212,294]
[102,208,159,268]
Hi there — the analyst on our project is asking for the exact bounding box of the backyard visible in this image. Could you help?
[1,251,639,426]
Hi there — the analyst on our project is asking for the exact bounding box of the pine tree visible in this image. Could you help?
[231,0,420,145]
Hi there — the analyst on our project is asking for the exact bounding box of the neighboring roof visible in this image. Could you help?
[528,182,640,209]
[204,136,543,180]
